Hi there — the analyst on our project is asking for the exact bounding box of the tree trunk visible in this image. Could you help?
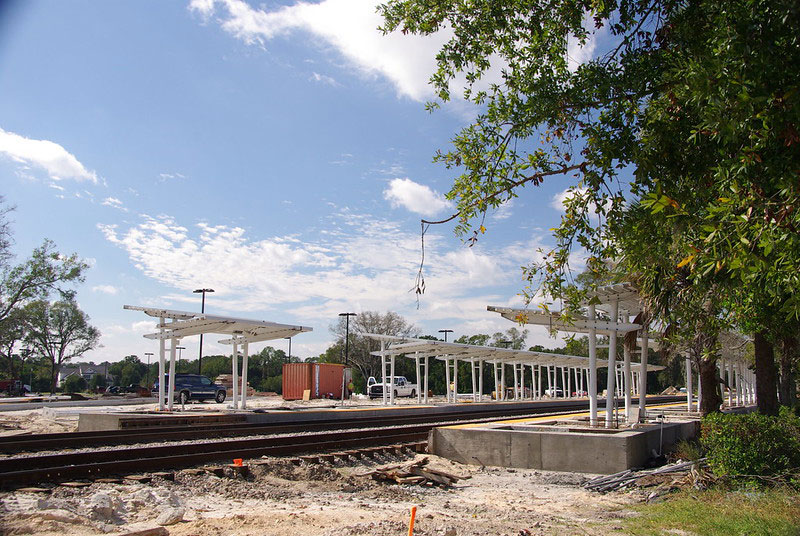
[698,357,722,415]
[779,335,797,407]
[754,331,779,415]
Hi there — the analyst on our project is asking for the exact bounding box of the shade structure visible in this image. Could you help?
[363,333,662,407]
[488,282,666,426]
[124,305,312,411]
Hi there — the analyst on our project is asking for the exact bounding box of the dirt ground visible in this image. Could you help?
[0,452,643,536]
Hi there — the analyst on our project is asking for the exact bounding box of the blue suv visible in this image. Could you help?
[153,374,226,404]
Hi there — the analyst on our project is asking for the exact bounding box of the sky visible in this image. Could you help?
[0,0,599,363]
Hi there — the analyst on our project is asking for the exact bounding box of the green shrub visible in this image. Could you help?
[260,375,282,394]
[701,409,800,477]
[62,374,88,393]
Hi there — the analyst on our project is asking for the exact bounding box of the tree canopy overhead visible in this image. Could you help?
[380,0,800,308]
[380,0,800,413]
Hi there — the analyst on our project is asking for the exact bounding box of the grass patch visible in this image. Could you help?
[618,488,800,535]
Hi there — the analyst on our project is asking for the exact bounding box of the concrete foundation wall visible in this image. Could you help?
[430,420,699,474]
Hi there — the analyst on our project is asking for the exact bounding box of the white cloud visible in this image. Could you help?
[0,127,98,183]
[491,199,514,221]
[102,197,127,211]
[310,72,340,87]
[189,0,450,101]
[383,178,452,217]
[98,211,551,332]
[567,13,603,72]
[189,1,600,104]
[92,284,120,295]
[159,172,186,181]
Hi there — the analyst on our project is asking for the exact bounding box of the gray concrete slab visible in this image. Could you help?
[430,420,699,474]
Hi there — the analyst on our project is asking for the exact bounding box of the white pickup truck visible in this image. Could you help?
[367,376,418,399]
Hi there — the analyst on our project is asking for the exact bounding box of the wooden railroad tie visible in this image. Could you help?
[361,456,467,488]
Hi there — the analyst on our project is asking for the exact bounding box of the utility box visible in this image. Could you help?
[282,363,345,400]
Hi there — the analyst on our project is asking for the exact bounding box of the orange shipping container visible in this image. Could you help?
[282,363,345,400]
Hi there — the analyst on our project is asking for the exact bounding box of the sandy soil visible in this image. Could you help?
[0,452,642,536]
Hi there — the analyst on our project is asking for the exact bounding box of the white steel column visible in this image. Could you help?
[685,357,693,412]
[453,358,458,402]
[424,356,429,403]
[415,352,421,404]
[389,355,396,405]
[231,339,239,409]
[605,300,619,427]
[697,370,702,407]
[168,337,177,411]
[471,359,478,402]
[638,326,649,421]
[728,361,734,406]
[567,366,572,398]
[158,322,166,411]
[240,341,249,409]
[478,360,484,401]
[512,364,519,400]
[588,304,598,425]
[493,362,500,401]
[546,365,552,397]
[536,365,542,399]
[735,363,742,406]
[623,341,632,421]
[381,340,388,406]
[560,367,567,398]
[500,363,506,400]
[445,357,452,403]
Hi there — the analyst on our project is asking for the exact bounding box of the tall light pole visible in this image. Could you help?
[144,352,154,388]
[338,313,357,366]
[438,329,453,342]
[285,337,292,363]
[176,346,185,365]
[193,288,214,374]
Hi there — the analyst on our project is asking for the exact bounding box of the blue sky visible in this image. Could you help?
[0,0,597,362]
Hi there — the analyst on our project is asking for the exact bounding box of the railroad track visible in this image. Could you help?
[0,396,683,454]
[0,425,430,489]
[0,397,684,488]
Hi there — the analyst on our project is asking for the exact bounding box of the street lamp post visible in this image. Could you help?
[176,346,185,368]
[438,329,453,342]
[193,288,215,374]
[338,313,357,405]
[338,313,357,366]
[144,352,154,388]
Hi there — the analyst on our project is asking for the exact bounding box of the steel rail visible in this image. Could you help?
[0,396,683,454]
[0,428,428,488]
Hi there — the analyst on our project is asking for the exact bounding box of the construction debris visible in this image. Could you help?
[361,457,469,487]
[584,458,708,495]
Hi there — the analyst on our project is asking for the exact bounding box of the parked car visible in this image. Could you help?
[152,374,226,404]
[367,376,417,399]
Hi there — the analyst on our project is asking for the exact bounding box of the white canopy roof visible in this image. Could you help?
[486,306,642,335]
[364,334,663,372]
[123,305,312,344]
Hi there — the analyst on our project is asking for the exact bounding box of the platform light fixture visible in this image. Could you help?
[338,312,357,366]
[285,336,292,363]
[438,329,453,342]
[193,288,215,373]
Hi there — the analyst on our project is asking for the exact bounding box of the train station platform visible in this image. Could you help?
[429,403,701,474]
[76,396,684,431]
